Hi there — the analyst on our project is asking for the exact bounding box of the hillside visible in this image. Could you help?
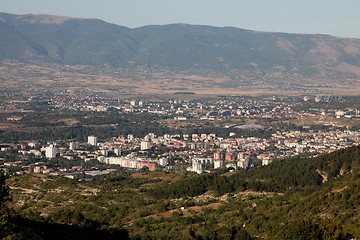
[2,12,360,84]
[2,145,360,239]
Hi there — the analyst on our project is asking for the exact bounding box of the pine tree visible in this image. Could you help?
[0,170,11,238]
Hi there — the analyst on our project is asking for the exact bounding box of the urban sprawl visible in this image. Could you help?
[1,93,360,178]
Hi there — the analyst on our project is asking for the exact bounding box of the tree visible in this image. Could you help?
[284,219,353,240]
[0,170,10,207]
[0,170,12,239]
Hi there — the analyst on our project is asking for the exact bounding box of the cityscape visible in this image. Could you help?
[2,4,360,239]
[2,94,360,179]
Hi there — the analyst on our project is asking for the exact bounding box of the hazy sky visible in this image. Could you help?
[1,0,360,38]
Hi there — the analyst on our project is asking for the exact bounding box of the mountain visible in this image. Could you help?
[2,12,360,81]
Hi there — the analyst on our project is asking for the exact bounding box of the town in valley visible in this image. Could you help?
[1,92,360,178]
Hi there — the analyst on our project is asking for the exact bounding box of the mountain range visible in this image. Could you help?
[2,12,360,81]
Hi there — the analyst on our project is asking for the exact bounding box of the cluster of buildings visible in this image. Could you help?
[3,92,360,127]
[10,91,354,120]
[1,94,360,176]
[98,156,164,171]
[2,123,359,176]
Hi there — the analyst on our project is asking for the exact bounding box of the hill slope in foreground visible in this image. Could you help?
[1,145,360,239]
[1,12,360,95]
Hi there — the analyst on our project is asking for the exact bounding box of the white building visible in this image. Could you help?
[214,160,224,169]
[140,141,151,150]
[45,145,57,159]
[159,158,168,166]
[114,148,122,156]
[191,159,203,174]
[88,136,98,146]
[262,158,273,166]
[144,135,151,141]
[69,142,78,150]
[335,110,345,118]
[296,145,304,153]
[237,159,249,169]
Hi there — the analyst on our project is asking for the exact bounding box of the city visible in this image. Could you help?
[1,94,360,179]
[2,4,360,238]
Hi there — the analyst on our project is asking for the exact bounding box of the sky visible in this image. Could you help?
[1,0,360,38]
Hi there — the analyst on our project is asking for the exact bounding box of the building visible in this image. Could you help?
[214,151,224,160]
[69,142,78,150]
[98,156,158,171]
[45,144,57,159]
[296,145,304,153]
[237,158,249,169]
[237,152,245,161]
[225,152,236,162]
[159,158,168,166]
[88,136,98,146]
[262,158,273,166]
[140,141,151,150]
[34,165,48,173]
[214,159,224,169]
[335,110,345,118]
[191,159,203,174]
[138,161,158,171]
[114,148,121,156]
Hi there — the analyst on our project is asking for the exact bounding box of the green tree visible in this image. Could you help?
[0,170,12,239]
[0,170,10,206]
[284,219,353,240]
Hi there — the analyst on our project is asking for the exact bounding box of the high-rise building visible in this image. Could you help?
[214,160,224,169]
[225,152,236,162]
[114,148,122,156]
[140,141,151,150]
[88,136,97,146]
[192,159,202,174]
[237,152,245,161]
[159,158,168,166]
[69,142,78,150]
[214,151,224,160]
[237,158,249,169]
[45,144,57,159]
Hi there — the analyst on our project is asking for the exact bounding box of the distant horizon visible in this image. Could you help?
[1,11,358,39]
[1,0,360,39]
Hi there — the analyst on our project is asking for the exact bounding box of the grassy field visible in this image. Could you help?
[2,60,360,98]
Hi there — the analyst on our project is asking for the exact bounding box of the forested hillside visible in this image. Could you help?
[1,146,360,239]
[148,145,360,199]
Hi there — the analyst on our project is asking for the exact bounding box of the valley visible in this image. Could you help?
[1,11,360,240]
[1,60,360,97]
